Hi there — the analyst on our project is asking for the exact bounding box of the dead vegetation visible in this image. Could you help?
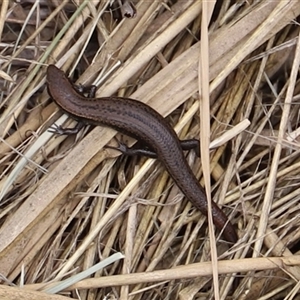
[1,1,300,299]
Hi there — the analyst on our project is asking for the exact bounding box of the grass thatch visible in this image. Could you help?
[1,1,300,299]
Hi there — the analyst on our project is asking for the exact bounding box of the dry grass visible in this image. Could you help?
[1,1,300,299]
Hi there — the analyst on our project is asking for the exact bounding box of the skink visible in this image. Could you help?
[46,65,238,243]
